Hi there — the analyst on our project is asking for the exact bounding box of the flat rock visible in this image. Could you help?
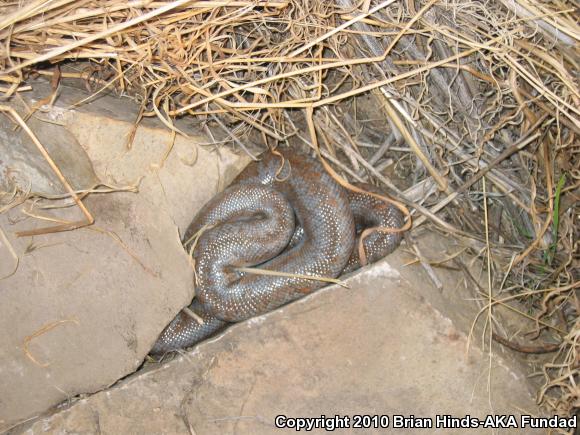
[11,260,539,434]
[0,83,249,430]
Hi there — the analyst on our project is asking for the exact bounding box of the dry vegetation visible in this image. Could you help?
[0,0,578,428]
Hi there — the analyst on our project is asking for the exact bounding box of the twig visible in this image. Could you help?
[492,332,560,354]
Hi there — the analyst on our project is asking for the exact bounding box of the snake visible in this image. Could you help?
[151,150,404,354]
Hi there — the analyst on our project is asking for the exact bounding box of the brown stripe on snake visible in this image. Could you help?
[151,151,404,354]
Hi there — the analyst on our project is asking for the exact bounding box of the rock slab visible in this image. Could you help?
[0,83,248,430]
[12,260,538,434]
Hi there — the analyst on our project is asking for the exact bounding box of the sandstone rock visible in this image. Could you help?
[0,82,249,430]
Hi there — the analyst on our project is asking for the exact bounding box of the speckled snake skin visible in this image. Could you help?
[151,151,404,354]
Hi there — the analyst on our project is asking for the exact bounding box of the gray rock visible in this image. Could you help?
[10,260,539,434]
[0,84,248,431]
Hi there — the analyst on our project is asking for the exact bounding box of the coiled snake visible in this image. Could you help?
[151,150,404,354]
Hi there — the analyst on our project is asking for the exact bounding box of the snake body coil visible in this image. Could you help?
[151,151,404,354]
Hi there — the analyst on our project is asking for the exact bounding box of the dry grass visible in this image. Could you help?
[0,0,578,427]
